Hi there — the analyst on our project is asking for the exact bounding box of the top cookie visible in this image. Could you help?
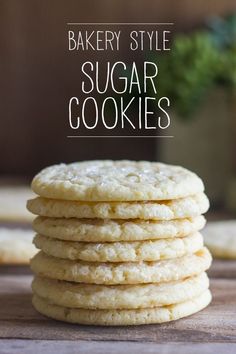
[31,160,204,202]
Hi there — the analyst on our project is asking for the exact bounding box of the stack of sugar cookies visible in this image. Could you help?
[27,160,212,326]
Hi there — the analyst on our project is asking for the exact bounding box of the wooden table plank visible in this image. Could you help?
[208,260,236,278]
[0,266,32,275]
[0,274,235,343]
[0,340,235,354]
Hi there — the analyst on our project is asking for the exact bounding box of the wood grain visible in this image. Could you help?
[0,340,236,354]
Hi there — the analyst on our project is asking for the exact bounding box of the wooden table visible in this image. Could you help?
[0,260,235,354]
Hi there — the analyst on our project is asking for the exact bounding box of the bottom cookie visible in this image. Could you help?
[32,289,211,326]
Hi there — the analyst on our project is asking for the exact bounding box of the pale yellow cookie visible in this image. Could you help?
[0,186,34,222]
[0,228,37,264]
[30,248,212,284]
[32,272,209,310]
[32,215,206,242]
[32,290,212,325]
[203,220,236,259]
[33,232,204,262]
[27,193,209,220]
[31,160,204,201]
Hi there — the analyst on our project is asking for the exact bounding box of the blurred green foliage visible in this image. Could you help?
[155,14,236,119]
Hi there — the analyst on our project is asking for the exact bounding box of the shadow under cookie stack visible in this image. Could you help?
[27,160,212,326]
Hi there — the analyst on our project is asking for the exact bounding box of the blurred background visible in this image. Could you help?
[1,0,236,212]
